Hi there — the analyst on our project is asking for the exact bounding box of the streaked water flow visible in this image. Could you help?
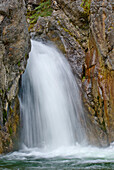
[20,40,87,149]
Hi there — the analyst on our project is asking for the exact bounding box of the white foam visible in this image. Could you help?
[2,144,114,161]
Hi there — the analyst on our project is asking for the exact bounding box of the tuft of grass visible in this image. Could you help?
[27,0,53,25]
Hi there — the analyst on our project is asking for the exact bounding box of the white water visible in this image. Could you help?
[0,40,114,170]
[0,143,114,169]
[2,143,114,160]
[20,40,87,149]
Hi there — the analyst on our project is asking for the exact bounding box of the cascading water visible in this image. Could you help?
[0,40,114,170]
[20,40,87,149]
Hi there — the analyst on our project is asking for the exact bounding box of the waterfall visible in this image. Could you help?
[20,40,87,149]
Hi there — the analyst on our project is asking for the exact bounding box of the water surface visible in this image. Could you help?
[0,143,114,169]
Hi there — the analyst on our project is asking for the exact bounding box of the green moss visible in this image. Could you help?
[3,110,7,125]
[57,21,74,37]
[101,118,107,132]
[25,53,28,60]
[63,27,70,33]
[97,96,99,101]
[9,126,13,135]
[19,69,22,73]
[108,26,113,31]
[82,76,86,82]
[57,20,60,25]
[0,89,2,94]
[18,61,21,67]
[10,106,14,114]
[81,0,91,16]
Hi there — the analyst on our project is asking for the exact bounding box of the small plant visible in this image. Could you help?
[3,110,7,125]
[81,0,91,15]
[18,61,21,67]
[28,0,53,25]
[9,126,13,135]
[0,89,2,94]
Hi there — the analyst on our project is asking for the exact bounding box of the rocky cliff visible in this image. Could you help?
[27,0,114,146]
[0,0,30,153]
[83,0,114,146]
[0,0,113,153]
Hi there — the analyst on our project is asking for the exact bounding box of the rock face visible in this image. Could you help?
[0,0,30,153]
[83,0,114,146]
[28,0,40,5]
[28,0,114,146]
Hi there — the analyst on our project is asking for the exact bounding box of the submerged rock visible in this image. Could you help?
[0,0,30,153]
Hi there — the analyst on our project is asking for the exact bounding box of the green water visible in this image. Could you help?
[0,144,114,169]
[0,157,114,169]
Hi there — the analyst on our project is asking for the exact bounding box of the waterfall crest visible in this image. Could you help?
[20,40,87,149]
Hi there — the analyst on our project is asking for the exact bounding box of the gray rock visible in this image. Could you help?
[0,0,30,153]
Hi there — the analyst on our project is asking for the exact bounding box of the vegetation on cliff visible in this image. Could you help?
[27,0,53,30]
[81,0,91,16]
